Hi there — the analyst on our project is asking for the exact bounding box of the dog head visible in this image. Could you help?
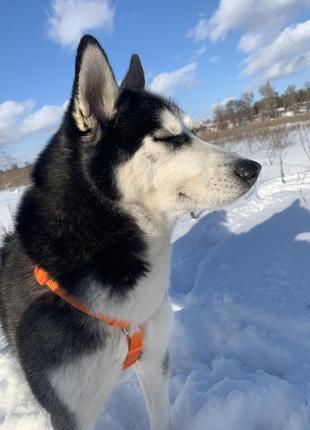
[68,35,261,217]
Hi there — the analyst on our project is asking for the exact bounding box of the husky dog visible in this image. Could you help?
[0,35,261,430]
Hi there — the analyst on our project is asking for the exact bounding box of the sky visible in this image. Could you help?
[0,0,310,164]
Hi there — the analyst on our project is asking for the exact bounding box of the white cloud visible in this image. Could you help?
[187,1,310,82]
[192,45,207,61]
[209,0,309,42]
[188,0,310,44]
[196,45,207,56]
[0,101,34,132]
[47,0,114,47]
[19,104,65,135]
[149,63,197,96]
[0,100,65,147]
[209,56,220,64]
[197,45,206,55]
[186,18,209,42]
[243,19,310,80]
[238,33,261,53]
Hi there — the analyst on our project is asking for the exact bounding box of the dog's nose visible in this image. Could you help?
[234,159,262,186]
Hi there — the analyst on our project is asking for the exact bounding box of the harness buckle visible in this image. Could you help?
[122,327,130,336]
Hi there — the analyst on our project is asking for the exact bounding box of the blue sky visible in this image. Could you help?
[0,0,310,163]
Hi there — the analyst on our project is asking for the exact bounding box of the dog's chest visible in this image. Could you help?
[132,239,171,320]
[86,236,172,324]
[49,331,128,428]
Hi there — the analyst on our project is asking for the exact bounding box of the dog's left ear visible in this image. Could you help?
[121,54,145,91]
[72,35,118,139]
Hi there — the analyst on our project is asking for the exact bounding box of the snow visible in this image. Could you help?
[0,188,24,236]
[1,138,310,430]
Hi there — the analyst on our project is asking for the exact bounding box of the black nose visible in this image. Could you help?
[234,159,262,186]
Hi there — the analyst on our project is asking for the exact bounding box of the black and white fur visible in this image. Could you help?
[0,35,261,430]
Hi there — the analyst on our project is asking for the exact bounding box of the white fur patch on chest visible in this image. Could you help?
[49,331,127,429]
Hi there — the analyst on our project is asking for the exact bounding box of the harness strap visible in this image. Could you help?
[123,330,144,370]
[34,265,143,370]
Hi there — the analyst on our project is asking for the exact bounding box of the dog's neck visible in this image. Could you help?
[77,200,175,325]
[120,200,177,239]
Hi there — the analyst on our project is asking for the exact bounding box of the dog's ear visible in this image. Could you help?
[72,35,118,139]
[121,54,145,91]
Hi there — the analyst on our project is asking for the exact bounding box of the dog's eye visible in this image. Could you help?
[154,132,190,147]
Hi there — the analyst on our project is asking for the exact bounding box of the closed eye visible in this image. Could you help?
[153,132,191,148]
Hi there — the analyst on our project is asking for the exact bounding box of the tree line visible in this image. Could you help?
[213,81,310,130]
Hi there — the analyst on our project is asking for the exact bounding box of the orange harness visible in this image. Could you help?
[34,266,143,370]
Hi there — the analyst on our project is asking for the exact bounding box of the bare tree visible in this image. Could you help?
[284,84,297,112]
[256,126,276,165]
[269,126,290,183]
[240,91,254,122]
[304,82,310,112]
[298,124,310,161]
[234,99,245,125]
[213,103,227,130]
[225,99,236,126]
[259,81,278,119]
